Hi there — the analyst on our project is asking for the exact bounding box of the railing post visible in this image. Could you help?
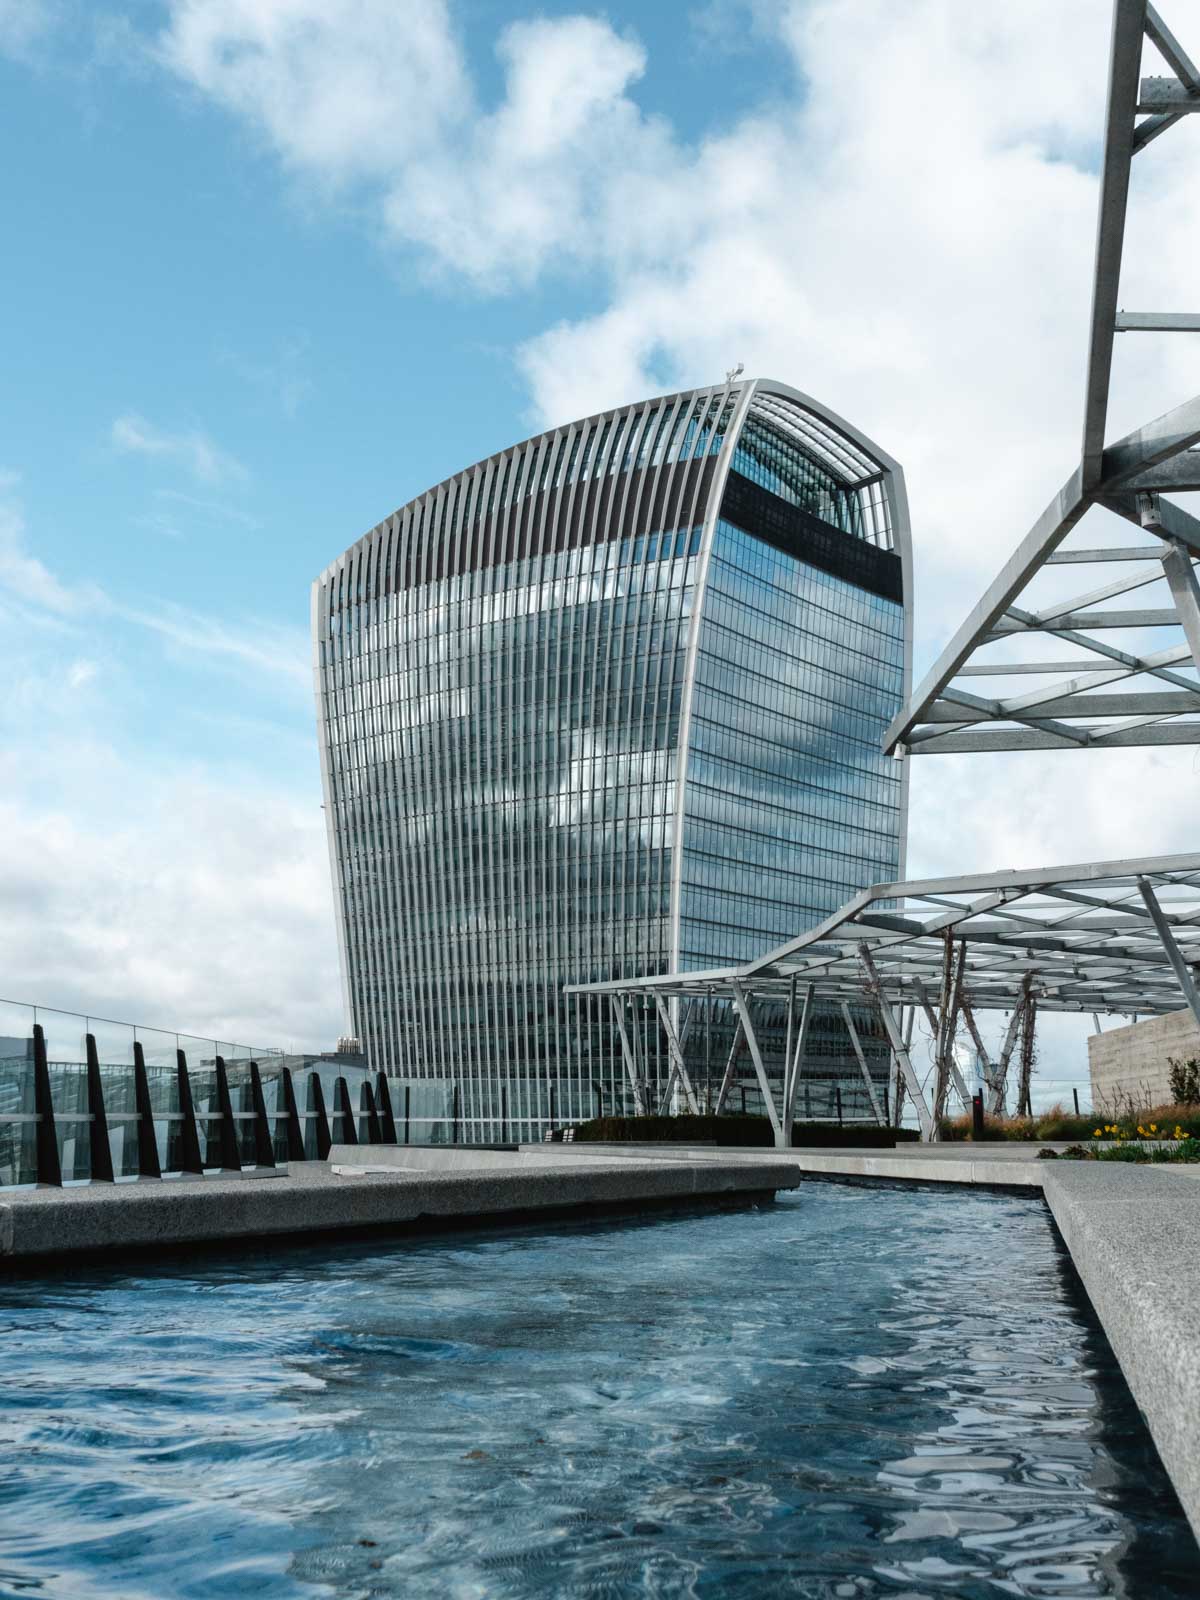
[176,1048,205,1175]
[310,1073,332,1159]
[376,1072,398,1143]
[404,1083,411,1146]
[133,1041,161,1179]
[85,1033,114,1183]
[501,1082,508,1144]
[32,1024,62,1188]
[248,1062,276,1167]
[452,1082,460,1144]
[363,1079,383,1144]
[213,1057,243,1172]
[281,1067,306,1161]
[335,1076,358,1145]
[835,1085,843,1127]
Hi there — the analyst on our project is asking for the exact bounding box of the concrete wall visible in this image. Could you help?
[1088,1008,1200,1110]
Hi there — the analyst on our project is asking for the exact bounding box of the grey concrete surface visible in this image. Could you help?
[1043,1163,1200,1541]
[0,1156,796,1261]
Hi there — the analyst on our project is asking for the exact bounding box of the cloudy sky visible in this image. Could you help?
[1,0,1196,1095]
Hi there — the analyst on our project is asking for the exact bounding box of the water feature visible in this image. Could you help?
[0,1184,1193,1597]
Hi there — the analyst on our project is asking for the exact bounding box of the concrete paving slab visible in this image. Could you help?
[1043,1163,1200,1541]
[0,1156,797,1263]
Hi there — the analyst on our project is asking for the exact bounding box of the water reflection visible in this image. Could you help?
[0,1187,1193,1598]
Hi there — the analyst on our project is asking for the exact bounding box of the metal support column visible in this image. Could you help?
[712,1017,744,1116]
[729,981,783,1143]
[653,992,700,1115]
[856,947,935,1140]
[610,997,648,1115]
[1138,875,1200,1026]
[839,1003,885,1126]
[85,1033,114,1183]
[782,984,814,1143]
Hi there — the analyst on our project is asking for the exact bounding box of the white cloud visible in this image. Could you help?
[157,0,664,288]
[0,0,54,56]
[111,412,248,485]
[65,658,98,691]
[0,491,337,1047]
[118,600,310,690]
[0,767,341,1049]
[0,471,102,615]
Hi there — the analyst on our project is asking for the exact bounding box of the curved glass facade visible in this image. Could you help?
[313,381,911,1138]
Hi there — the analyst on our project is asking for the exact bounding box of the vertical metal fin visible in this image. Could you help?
[85,1033,114,1183]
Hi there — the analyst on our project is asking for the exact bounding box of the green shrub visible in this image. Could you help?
[571,1114,918,1148]
[938,1100,1200,1143]
[1168,1057,1200,1106]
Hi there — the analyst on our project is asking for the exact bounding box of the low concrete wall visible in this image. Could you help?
[0,1157,796,1261]
[1044,1164,1200,1539]
[1089,1008,1200,1109]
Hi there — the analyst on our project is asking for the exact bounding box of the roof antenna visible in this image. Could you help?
[725,361,744,385]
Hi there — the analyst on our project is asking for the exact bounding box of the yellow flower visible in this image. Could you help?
[1094,1129,1103,1138]
[1150,1123,1157,1133]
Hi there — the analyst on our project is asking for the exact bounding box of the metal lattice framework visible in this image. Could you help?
[887,0,1200,756]
[567,852,1200,1141]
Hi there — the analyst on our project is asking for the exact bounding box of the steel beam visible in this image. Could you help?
[712,1016,745,1116]
[1081,0,1146,486]
[884,471,1087,751]
[1160,540,1200,670]
[1145,4,1200,88]
[1137,876,1200,1027]
[654,991,701,1115]
[1115,310,1200,327]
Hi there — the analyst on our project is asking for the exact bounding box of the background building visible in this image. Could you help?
[313,379,912,1138]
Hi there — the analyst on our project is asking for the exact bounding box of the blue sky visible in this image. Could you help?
[1,0,1196,1101]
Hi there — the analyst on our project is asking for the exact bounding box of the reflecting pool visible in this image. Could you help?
[0,1185,1194,1598]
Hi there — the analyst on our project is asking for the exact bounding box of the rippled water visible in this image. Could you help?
[0,1184,1195,1598]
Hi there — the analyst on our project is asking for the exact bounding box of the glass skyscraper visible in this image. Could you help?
[313,379,911,1138]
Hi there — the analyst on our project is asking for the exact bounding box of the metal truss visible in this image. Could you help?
[887,0,1200,756]
[567,851,1200,1140]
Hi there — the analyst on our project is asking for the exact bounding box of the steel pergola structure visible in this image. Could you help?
[886,0,1200,757]
[567,853,1200,1143]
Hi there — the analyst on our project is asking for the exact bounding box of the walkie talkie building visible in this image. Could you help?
[313,379,911,1139]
